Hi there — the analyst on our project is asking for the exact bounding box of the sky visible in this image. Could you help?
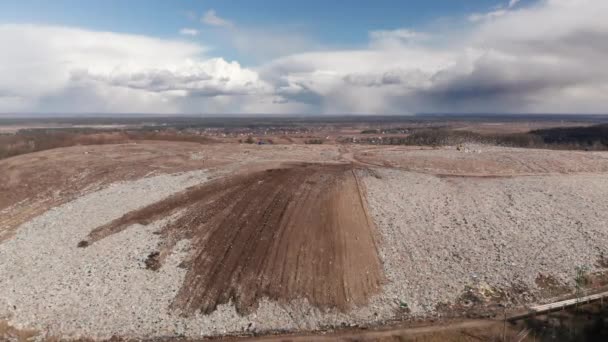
[0,0,607,115]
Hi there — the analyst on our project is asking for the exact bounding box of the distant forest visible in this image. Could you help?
[351,124,608,150]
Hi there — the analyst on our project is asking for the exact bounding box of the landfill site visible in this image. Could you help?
[1,116,608,340]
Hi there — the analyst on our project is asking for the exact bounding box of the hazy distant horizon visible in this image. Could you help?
[2,113,608,121]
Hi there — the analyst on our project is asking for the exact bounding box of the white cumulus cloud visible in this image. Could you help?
[0,24,268,113]
[179,28,199,36]
[257,0,608,114]
[201,10,233,28]
[2,0,608,114]
[508,0,522,8]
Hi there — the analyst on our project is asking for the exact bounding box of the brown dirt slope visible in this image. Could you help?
[82,163,384,315]
[0,142,229,242]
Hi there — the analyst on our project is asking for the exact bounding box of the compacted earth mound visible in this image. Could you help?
[0,142,218,242]
[4,143,608,340]
[80,163,384,315]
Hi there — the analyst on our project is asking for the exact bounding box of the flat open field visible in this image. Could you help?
[2,117,608,340]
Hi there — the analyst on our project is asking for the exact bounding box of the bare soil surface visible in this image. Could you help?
[0,142,341,241]
[354,144,608,176]
[2,141,608,340]
[240,319,525,342]
[82,163,384,315]
[0,142,222,242]
[0,319,40,341]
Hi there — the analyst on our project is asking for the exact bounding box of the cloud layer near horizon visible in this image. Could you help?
[1,0,607,114]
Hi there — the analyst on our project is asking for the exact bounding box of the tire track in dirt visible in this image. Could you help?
[81,163,384,315]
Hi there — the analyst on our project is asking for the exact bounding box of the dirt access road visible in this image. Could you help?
[241,320,508,342]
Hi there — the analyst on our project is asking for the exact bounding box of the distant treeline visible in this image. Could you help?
[530,124,608,147]
[0,129,215,160]
[360,127,416,135]
[346,124,608,150]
